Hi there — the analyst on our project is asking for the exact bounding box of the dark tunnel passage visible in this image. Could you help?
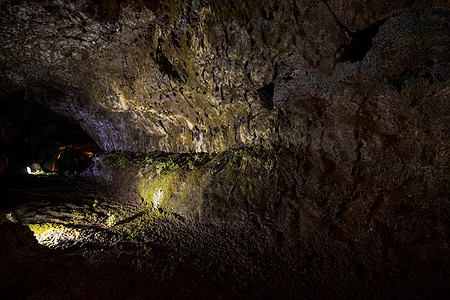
[0,90,100,178]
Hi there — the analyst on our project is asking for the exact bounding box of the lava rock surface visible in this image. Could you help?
[0,0,449,298]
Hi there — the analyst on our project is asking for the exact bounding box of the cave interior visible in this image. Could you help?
[0,0,449,298]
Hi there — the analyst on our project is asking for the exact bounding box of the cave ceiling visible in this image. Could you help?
[0,0,448,154]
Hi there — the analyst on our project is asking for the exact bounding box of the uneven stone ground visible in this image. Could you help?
[1,171,448,299]
[0,174,303,299]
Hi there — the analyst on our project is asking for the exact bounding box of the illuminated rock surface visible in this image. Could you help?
[0,0,449,298]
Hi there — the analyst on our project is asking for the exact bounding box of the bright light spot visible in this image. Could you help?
[28,223,81,248]
[153,188,163,208]
[6,212,17,223]
[26,163,55,176]
[106,214,117,227]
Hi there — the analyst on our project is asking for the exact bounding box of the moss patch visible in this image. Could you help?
[137,153,217,219]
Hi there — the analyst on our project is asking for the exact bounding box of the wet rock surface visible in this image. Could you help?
[0,0,449,298]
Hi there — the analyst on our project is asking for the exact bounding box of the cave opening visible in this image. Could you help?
[0,90,101,179]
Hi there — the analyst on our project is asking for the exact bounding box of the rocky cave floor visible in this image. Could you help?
[0,170,448,299]
[0,173,310,299]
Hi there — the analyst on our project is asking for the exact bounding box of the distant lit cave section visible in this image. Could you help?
[0,91,100,178]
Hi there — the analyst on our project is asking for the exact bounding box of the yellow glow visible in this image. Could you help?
[28,223,80,247]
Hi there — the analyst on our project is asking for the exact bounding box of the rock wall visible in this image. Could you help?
[1,0,449,296]
[88,142,448,297]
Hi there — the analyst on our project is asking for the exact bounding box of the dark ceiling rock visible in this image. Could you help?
[257,83,274,109]
[0,0,448,153]
[326,0,419,31]
[337,19,386,63]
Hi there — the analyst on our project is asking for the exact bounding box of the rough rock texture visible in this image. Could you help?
[86,147,448,297]
[0,0,449,298]
[2,0,446,153]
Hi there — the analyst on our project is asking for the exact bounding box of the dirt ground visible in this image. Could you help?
[0,174,308,299]
[1,173,448,299]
